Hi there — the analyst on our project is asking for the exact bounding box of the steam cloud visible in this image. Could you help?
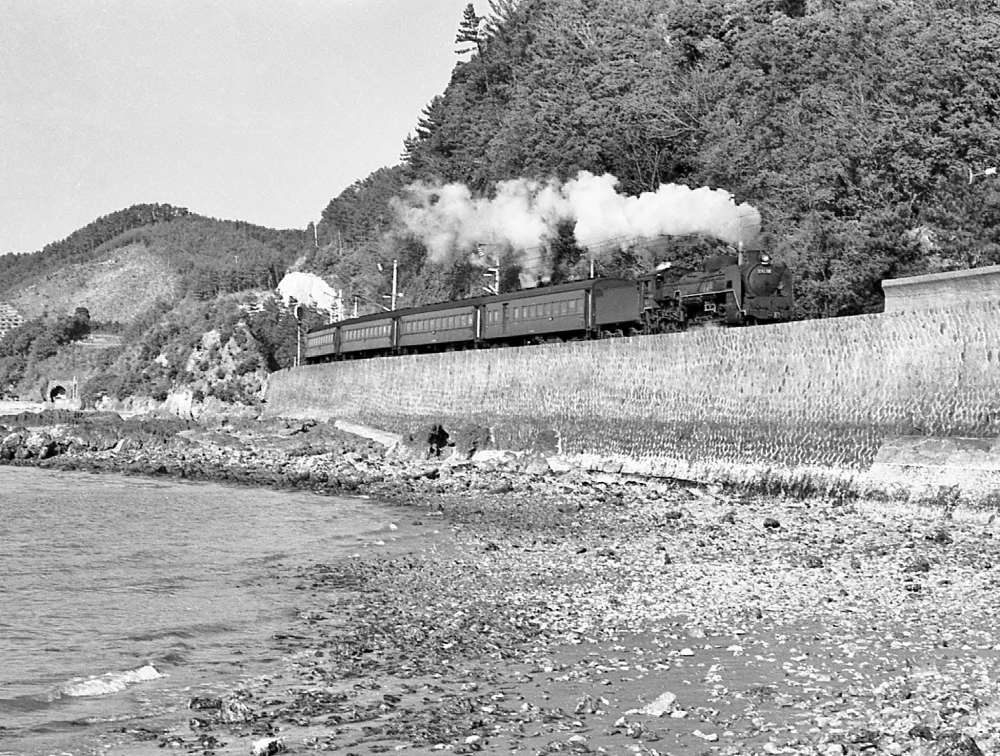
[392,171,761,282]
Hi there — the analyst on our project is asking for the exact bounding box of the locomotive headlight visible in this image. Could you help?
[761,254,771,264]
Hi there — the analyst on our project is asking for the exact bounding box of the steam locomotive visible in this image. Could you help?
[302,250,793,363]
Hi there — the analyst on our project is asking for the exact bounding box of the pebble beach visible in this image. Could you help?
[1,409,998,756]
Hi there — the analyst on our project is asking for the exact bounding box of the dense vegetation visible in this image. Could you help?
[312,0,1000,320]
[104,216,312,301]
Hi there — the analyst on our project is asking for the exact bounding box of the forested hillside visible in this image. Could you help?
[310,0,1000,320]
[0,205,312,305]
[0,207,313,405]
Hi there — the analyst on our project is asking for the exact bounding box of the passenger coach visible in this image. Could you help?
[302,276,643,362]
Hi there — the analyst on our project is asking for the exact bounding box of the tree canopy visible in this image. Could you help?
[319,0,1000,319]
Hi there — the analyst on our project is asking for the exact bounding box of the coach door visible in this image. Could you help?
[502,303,510,335]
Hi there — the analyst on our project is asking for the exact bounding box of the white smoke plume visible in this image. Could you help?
[277,271,340,313]
[392,171,761,281]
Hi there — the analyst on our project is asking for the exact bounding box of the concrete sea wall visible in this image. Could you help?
[266,299,1000,497]
[883,265,1000,313]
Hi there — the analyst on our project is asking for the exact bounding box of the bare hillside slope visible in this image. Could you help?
[10,243,177,323]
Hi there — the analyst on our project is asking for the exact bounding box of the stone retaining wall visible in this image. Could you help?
[883,265,1000,312]
[266,300,1000,496]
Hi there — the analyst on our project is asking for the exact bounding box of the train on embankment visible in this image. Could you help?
[303,249,794,362]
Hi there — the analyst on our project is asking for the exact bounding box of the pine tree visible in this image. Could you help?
[455,3,483,56]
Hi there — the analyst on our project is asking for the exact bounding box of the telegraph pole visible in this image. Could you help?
[477,244,499,295]
[294,303,302,367]
[970,165,998,183]
[377,260,399,310]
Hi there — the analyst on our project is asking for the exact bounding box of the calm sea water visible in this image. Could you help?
[0,466,400,755]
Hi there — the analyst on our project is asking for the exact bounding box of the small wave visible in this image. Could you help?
[56,664,163,698]
[155,649,188,665]
[126,622,233,642]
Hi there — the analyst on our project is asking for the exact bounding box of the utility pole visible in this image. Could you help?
[377,260,399,310]
[294,303,302,367]
[970,165,998,183]
[477,244,499,295]
[391,259,398,310]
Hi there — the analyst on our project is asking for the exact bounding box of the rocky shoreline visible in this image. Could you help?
[3,410,999,756]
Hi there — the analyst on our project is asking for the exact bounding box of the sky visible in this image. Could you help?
[0,0,476,255]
